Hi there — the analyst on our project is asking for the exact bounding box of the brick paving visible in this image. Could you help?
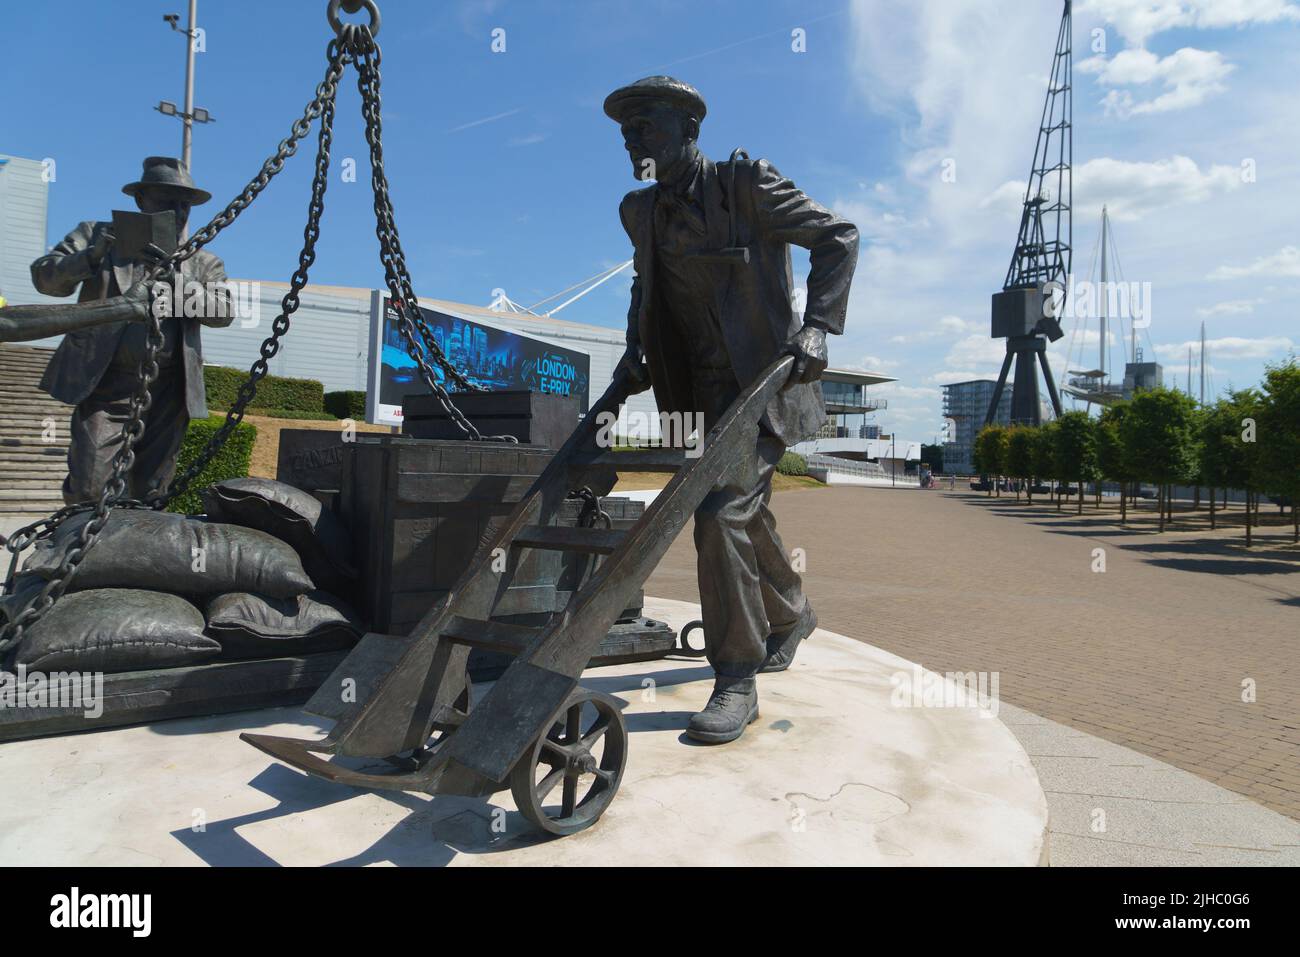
[645,486,1300,819]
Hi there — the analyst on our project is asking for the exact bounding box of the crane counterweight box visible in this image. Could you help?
[990,286,1049,339]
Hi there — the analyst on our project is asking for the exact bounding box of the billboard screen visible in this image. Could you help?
[366,293,591,425]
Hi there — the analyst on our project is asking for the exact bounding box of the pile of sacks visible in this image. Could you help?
[1,478,363,674]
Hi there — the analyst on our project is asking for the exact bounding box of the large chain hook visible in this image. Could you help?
[328,0,381,42]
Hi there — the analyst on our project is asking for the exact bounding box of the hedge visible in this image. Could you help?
[203,366,325,414]
[324,390,367,420]
[166,415,257,515]
[241,408,339,421]
[777,452,807,476]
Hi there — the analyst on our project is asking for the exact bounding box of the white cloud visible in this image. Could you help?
[1195,298,1264,316]
[944,335,1006,369]
[854,354,901,371]
[1082,0,1300,45]
[1078,156,1245,220]
[1157,335,1295,359]
[1210,245,1300,279]
[1080,47,1234,116]
[833,196,928,244]
[507,132,548,148]
[926,370,991,384]
[984,155,1243,223]
[872,383,942,400]
[887,315,974,345]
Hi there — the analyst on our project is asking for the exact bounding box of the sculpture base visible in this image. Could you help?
[0,599,1048,866]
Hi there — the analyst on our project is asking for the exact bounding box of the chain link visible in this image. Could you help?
[350,34,517,443]
[1,19,512,659]
[569,486,612,530]
[159,42,350,506]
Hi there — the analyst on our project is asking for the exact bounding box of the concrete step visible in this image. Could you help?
[0,399,72,411]
[0,447,68,457]
[0,428,73,440]
[0,461,69,473]
[0,371,50,382]
[0,408,74,419]
[0,502,65,515]
[0,389,70,399]
[0,356,52,367]
[0,411,73,421]
[0,412,72,421]
[0,475,66,486]
[0,406,74,418]
[0,389,66,399]
[0,488,69,502]
[0,478,64,491]
[0,409,71,419]
[0,437,71,449]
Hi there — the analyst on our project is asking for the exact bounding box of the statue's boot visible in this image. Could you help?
[759,600,817,673]
[686,676,759,744]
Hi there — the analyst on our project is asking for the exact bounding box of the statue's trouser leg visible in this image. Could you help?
[126,371,188,500]
[694,434,807,679]
[62,367,187,506]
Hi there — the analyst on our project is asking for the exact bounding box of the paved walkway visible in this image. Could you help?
[645,486,1300,825]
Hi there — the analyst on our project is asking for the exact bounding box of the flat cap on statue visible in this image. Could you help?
[603,75,707,124]
[121,156,212,205]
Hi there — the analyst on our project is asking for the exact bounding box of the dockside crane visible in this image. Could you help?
[984,0,1072,427]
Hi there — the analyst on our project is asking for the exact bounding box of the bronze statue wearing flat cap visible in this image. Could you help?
[606,76,859,743]
[29,156,232,505]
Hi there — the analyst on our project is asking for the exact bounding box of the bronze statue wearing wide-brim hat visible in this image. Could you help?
[121,156,212,205]
[603,75,708,124]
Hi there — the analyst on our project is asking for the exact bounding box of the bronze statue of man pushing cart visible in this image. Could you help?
[606,75,858,743]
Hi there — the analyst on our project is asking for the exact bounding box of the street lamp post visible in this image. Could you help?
[158,1,213,175]
[181,0,197,170]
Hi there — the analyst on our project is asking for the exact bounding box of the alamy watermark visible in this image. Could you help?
[593,410,706,457]
[1044,275,1153,329]
[889,664,1000,718]
[0,665,104,718]
[149,277,262,328]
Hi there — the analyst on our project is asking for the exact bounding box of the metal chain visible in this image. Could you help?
[0,43,351,658]
[159,43,350,505]
[351,34,517,443]
[569,486,612,530]
[1,13,517,659]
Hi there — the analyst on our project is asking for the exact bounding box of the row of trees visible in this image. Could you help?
[972,360,1299,544]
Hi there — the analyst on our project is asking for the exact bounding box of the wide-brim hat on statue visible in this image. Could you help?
[603,76,707,125]
[121,156,212,205]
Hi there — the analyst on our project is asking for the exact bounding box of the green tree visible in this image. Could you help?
[1004,427,1037,503]
[1120,387,1201,532]
[1199,390,1259,539]
[1053,411,1100,514]
[1255,360,1300,543]
[1031,420,1062,509]
[1095,402,1134,523]
[973,424,1009,496]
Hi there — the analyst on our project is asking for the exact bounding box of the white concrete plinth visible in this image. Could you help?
[0,598,1047,866]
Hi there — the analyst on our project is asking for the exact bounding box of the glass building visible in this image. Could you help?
[816,369,891,439]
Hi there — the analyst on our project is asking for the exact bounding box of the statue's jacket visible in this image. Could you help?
[30,220,232,419]
[619,156,858,447]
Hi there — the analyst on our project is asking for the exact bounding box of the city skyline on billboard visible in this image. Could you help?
[365,293,591,426]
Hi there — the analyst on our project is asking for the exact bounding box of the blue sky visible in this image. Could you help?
[3,0,1297,441]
